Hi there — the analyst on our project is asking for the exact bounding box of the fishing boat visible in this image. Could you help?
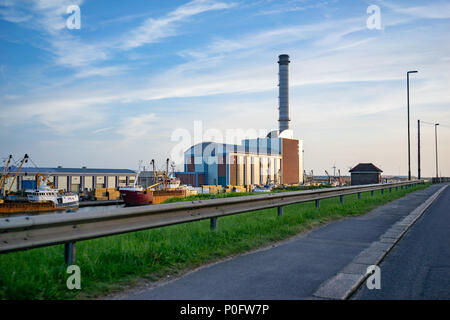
[119,159,184,206]
[0,155,79,215]
[25,182,79,209]
[1,178,79,215]
[119,186,153,206]
[119,167,154,206]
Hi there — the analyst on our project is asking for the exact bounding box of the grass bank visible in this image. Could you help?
[0,183,429,300]
[162,185,332,203]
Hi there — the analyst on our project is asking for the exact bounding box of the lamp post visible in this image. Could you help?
[435,123,439,179]
[407,70,418,180]
[418,119,421,180]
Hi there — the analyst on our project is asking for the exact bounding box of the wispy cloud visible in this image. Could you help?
[93,127,114,134]
[0,6,31,23]
[180,16,365,60]
[74,66,129,78]
[256,0,330,16]
[0,0,235,71]
[1,0,449,175]
[116,113,157,140]
[390,2,450,19]
[121,0,236,50]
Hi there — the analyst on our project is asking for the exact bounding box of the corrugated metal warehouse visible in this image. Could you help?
[1,167,136,193]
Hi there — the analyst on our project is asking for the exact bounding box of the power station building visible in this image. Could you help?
[176,54,304,187]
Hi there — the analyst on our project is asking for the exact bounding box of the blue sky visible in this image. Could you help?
[0,0,449,176]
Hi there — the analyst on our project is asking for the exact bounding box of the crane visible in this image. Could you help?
[35,173,55,189]
[325,170,331,185]
[337,169,343,186]
[0,155,12,200]
[6,154,28,196]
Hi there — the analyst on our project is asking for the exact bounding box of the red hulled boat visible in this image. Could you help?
[119,186,153,206]
[119,168,153,206]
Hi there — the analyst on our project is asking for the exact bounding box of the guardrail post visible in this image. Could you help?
[371,190,374,196]
[396,186,398,191]
[315,199,320,209]
[277,206,283,217]
[210,217,217,231]
[389,187,392,193]
[339,195,344,204]
[64,242,76,266]
[357,192,361,199]
[381,189,384,195]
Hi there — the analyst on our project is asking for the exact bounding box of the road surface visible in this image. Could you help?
[352,184,450,299]
[114,184,443,300]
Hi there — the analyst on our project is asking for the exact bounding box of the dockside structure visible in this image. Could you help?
[0,167,136,193]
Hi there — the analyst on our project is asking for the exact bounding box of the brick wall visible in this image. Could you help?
[282,138,299,184]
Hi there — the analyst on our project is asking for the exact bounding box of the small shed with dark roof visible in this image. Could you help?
[349,163,383,186]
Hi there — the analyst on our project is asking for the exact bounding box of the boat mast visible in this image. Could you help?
[151,159,156,185]
[165,158,169,190]
[132,160,143,188]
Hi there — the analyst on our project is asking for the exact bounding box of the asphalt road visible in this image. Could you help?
[352,184,450,300]
[116,184,442,300]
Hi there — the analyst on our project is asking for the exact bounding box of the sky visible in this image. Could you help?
[0,0,449,177]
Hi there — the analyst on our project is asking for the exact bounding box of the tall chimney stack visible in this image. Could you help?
[278,54,290,133]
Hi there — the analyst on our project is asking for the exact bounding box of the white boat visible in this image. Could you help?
[25,176,79,209]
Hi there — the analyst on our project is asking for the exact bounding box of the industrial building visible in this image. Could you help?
[349,163,383,186]
[176,54,303,187]
[1,166,136,193]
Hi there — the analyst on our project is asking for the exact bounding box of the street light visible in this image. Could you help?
[418,119,421,180]
[407,70,418,180]
[435,123,439,179]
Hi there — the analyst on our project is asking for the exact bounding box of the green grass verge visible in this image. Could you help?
[0,183,430,300]
[162,185,331,204]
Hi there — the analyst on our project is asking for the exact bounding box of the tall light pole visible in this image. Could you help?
[407,70,418,180]
[418,119,421,180]
[435,123,439,179]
